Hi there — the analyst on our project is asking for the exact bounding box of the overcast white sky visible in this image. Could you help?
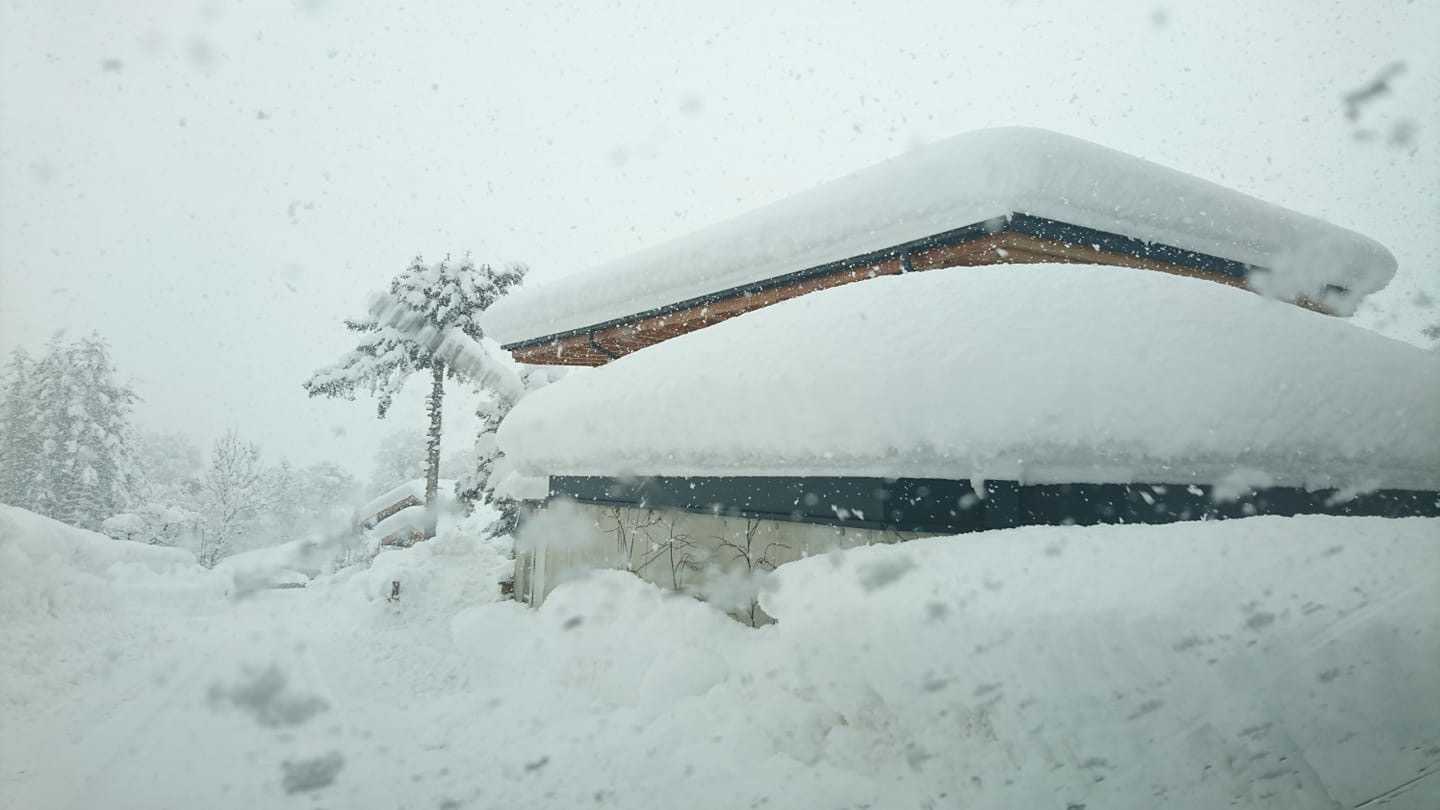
[1,0,1436,477]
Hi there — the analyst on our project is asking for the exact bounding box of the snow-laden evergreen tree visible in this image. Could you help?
[18,334,137,529]
[454,363,562,536]
[303,255,526,505]
[0,348,40,508]
[100,503,204,548]
[198,430,263,566]
[265,458,302,537]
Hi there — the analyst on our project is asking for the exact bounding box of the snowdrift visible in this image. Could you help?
[214,537,334,593]
[485,126,1395,343]
[500,265,1440,491]
[756,516,1440,808]
[3,500,1437,808]
[0,505,220,719]
[0,503,202,593]
[464,515,1440,809]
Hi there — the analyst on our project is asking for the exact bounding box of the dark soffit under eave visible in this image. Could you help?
[499,212,1272,352]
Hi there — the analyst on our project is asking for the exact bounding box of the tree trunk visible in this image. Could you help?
[424,361,444,505]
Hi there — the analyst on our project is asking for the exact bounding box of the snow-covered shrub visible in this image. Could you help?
[100,504,204,548]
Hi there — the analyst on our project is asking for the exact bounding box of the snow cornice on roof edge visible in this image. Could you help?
[484,127,1396,348]
[498,266,1440,492]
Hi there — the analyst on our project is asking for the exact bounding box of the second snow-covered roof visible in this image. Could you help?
[498,265,1440,491]
[485,127,1395,344]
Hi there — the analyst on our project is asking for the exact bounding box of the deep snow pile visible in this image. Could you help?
[756,517,1440,808]
[499,265,1440,491]
[3,503,1438,809]
[0,505,222,728]
[213,536,338,593]
[484,126,1396,342]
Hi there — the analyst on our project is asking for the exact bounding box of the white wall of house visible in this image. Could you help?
[515,501,928,624]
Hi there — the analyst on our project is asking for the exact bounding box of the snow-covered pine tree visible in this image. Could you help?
[24,336,69,519]
[264,458,302,541]
[455,363,562,536]
[20,334,138,528]
[0,348,40,508]
[303,255,526,505]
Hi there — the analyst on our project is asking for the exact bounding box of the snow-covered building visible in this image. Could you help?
[488,128,1435,614]
[499,267,1440,613]
[485,127,1396,366]
[355,479,446,547]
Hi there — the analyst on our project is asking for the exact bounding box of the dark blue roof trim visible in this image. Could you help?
[501,219,998,351]
[550,475,1440,534]
[1006,213,1253,279]
[501,213,1287,352]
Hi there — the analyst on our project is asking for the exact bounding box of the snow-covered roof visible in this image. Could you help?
[498,265,1440,491]
[356,479,427,524]
[369,503,432,536]
[484,127,1396,345]
[355,478,453,526]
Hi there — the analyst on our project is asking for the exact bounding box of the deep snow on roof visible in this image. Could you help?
[485,127,1396,344]
[498,265,1440,490]
[355,479,428,523]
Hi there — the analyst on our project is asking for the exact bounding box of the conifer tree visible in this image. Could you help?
[455,363,561,536]
[266,458,302,536]
[0,348,39,508]
[304,255,525,505]
[18,334,137,528]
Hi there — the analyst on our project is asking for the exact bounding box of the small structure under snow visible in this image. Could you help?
[501,266,1440,611]
[486,127,1396,366]
[356,479,446,547]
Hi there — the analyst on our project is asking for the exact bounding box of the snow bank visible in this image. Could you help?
[213,537,336,593]
[5,501,1438,808]
[337,507,514,615]
[1,503,200,585]
[485,127,1395,343]
[749,516,1440,808]
[0,504,215,631]
[500,265,1440,491]
[0,505,221,720]
[450,515,1440,808]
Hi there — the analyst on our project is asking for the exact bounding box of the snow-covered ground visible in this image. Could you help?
[3,502,1437,809]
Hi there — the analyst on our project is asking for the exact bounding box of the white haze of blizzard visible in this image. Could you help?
[0,0,1437,472]
[2,503,1438,808]
[499,265,1440,489]
[485,126,1396,341]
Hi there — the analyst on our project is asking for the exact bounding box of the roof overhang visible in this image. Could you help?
[486,127,1397,365]
[502,212,1336,366]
